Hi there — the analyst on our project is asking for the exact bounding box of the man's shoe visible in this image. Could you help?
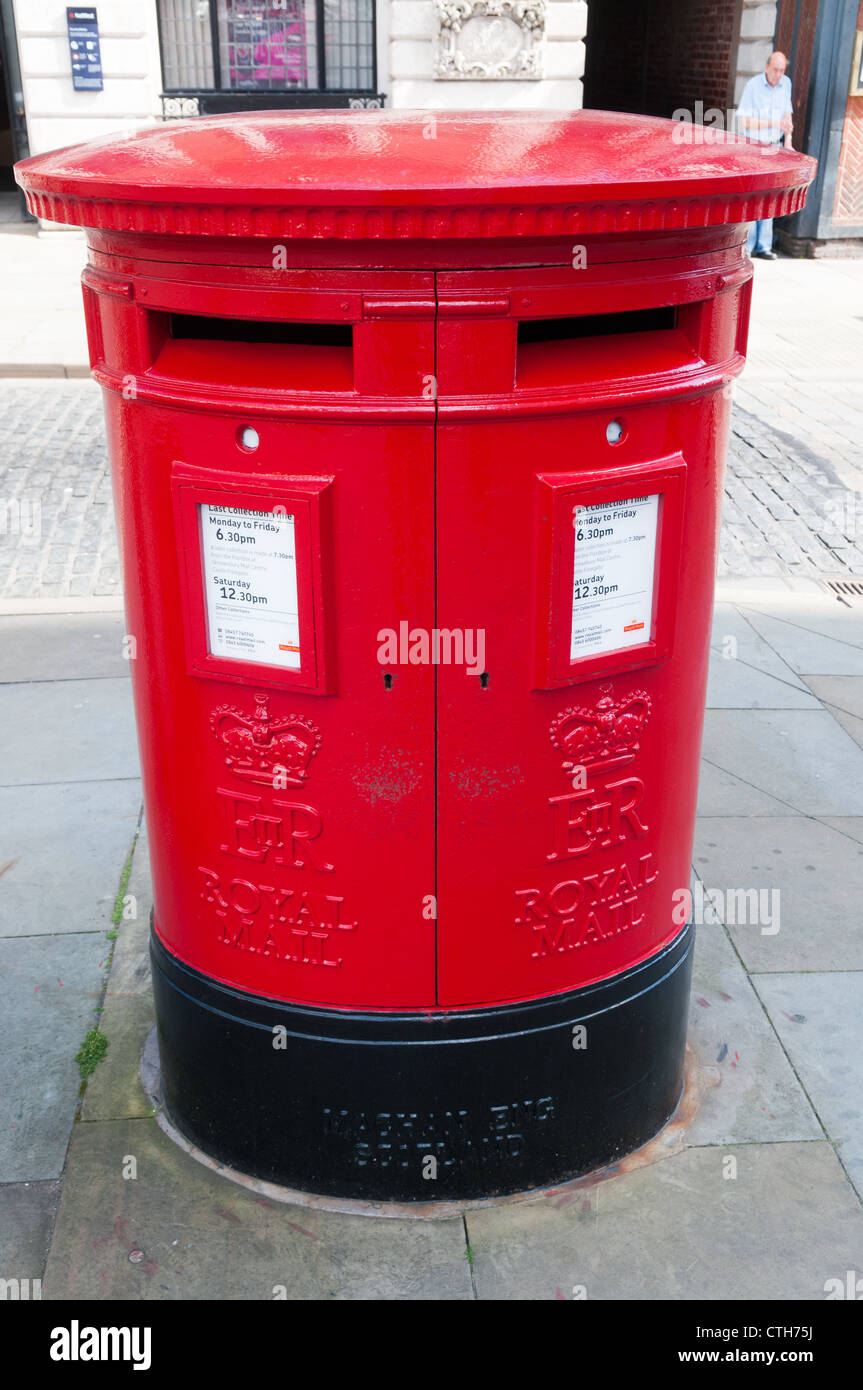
[754,250,778,260]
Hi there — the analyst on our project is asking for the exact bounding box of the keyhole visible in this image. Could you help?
[479,672,490,689]
[383,672,395,689]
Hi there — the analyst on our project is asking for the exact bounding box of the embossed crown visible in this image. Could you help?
[210,694,321,788]
[549,684,651,775]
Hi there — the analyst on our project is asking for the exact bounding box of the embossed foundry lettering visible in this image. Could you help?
[322,1098,555,1168]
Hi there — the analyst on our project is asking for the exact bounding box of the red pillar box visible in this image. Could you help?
[16,113,815,1201]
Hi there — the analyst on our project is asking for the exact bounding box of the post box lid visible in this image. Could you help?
[15,109,816,240]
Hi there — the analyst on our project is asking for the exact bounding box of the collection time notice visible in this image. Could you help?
[571,493,660,660]
[199,504,301,670]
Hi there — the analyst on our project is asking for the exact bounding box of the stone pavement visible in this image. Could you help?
[724,256,863,577]
[0,223,89,379]
[2,594,863,1299]
[0,383,120,603]
[1,238,862,1299]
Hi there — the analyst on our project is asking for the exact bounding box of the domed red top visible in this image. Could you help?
[15,108,816,240]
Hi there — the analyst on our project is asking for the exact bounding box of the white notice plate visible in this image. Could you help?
[199,504,301,670]
[571,493,659,660]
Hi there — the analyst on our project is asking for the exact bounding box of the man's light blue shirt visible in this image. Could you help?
[736,72,792,144]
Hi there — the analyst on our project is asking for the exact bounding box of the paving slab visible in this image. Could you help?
[0,228,88,371]
[685,919,822,1145]
[802,675,863,721]
[0,614,128,683]
[739,605,863,675]
[0,678,138,786]
[700,709,863,816]
[706,647,820,709]
[822,704,863,752]
[754,973,863,1203]
[0,932,108,1182]
[696,758,803,818]
[44,1117,473,1301]
[0,1179,60,1284]
[818,817,863,847]
[465,1142,863,1301]
[81,994,155,1123]
[0,779,141,937]
[711,604,811,690]
[693,817,863,973]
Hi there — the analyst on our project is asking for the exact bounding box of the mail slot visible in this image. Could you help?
[15,110,815,1202]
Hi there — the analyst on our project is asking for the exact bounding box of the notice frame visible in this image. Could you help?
[533,454,687,689]
[172,461,334,694]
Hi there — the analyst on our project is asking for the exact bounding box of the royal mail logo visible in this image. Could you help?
[549,683,651,776]
[210,692,321,788]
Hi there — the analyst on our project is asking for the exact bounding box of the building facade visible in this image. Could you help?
[1,0,587,167]
[0,0,860,251]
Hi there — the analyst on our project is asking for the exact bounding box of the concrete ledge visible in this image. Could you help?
[0,364,90,377]
[0,597,125,615]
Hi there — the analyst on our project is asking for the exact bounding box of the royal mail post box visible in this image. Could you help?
[16,112,815,1202]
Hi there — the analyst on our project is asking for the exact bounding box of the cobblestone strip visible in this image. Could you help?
[1,382,863,598]
[0,381,120,599]
[721,405,863,578]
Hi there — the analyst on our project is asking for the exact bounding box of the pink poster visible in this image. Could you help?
[225,2,308,88]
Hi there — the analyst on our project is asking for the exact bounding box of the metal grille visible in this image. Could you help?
[160,0,215,88]
[825,580,863,599]
[217,0,316,90]
[158,0,375,93]
[324,0,375,91]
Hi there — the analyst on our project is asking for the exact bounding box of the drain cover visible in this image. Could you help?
[824,579,863,604]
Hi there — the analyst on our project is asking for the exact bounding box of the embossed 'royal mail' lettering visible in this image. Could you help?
[199,865,357,968]
[197,788,352,966]
[515,852,658,960]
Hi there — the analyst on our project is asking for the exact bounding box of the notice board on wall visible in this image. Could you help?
[67,7,104,92]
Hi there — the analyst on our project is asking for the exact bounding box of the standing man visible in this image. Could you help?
[736,52,794,259]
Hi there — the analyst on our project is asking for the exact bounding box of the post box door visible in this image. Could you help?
[433,265,731,1008]
[91,268,439,1011]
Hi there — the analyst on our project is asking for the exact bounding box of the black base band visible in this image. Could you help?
[150,923,693,1202]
